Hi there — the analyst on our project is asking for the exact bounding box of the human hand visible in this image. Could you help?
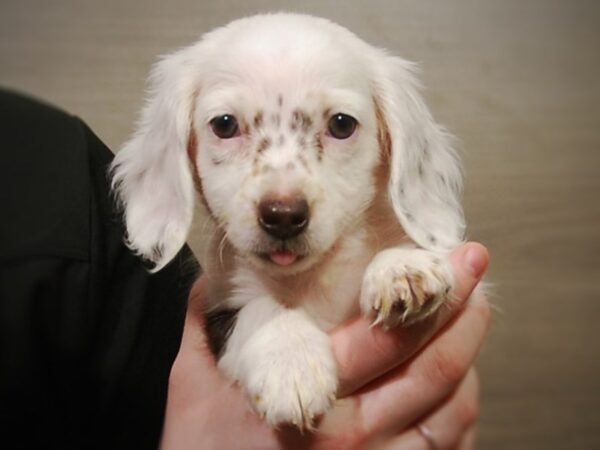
[160,242,490,449]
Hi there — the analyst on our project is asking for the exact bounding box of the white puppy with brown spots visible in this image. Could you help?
[111,13,465,429]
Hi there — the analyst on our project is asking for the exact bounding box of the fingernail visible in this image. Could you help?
[464,245,488,279]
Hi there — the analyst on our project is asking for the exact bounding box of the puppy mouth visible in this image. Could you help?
[253,238,310,267]
[261,250,304,266]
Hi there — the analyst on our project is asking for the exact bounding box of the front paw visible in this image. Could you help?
[360,249,453,327]
[234,316,338,429]
[249,358,337,430]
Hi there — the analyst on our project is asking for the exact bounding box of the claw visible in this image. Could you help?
[370,312,383,328]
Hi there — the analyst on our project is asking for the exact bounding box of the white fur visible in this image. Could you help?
[110,13,465,428]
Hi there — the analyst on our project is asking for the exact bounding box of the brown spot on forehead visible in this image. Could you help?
[277,94,283,107]
[290,109,313,133]
[257,137,272,154]
[253,111,264,129]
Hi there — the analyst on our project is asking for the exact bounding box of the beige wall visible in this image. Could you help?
[2,1,599,448]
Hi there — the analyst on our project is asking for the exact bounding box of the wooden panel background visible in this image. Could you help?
[1,1,599,448]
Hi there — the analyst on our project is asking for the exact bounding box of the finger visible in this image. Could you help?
[416,368,480,449]
[331,242,489,396]
[356,292,490,438]
[374,369,480,450]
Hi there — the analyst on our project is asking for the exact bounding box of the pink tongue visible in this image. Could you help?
[269,251,297,266]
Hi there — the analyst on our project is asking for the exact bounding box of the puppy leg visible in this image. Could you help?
[218,297,337,430]
[360,248,453,328]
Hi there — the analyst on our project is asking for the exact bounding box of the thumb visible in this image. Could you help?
[448,242,489,301]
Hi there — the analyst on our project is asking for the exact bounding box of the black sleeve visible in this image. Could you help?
[0,90,198,449]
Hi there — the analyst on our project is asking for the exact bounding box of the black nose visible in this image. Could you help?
[258,197,309,240]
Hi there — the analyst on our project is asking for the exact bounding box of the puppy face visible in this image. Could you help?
[111,14,465,272]
[192,30,381,273]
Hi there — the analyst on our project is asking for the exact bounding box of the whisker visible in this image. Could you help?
[218,231,229,269]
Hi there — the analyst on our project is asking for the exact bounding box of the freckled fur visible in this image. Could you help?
[254,111,264,129]
[257,137,271,154]
[291,109,313,133]
[313,133,324,161]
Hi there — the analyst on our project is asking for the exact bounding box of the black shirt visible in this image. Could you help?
[0,90,197,449]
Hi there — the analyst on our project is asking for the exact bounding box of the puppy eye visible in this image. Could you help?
[327,113,358,139]
[210,114,240,139]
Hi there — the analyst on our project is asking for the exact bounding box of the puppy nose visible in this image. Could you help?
[258,197,309,240]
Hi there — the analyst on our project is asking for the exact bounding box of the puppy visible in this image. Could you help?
[111,13,465,429]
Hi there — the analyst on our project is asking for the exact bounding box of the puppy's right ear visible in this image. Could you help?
[110,47,198,271]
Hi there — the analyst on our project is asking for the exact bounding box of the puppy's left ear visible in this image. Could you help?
[373,55,465,251]
[110,47,198,271]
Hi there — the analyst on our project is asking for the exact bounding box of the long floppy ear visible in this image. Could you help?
[373,55,465,251]
[110,47,198,271]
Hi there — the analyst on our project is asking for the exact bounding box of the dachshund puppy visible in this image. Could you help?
[111,13,465,429]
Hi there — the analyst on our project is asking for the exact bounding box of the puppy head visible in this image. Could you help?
[111,13,464,272]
